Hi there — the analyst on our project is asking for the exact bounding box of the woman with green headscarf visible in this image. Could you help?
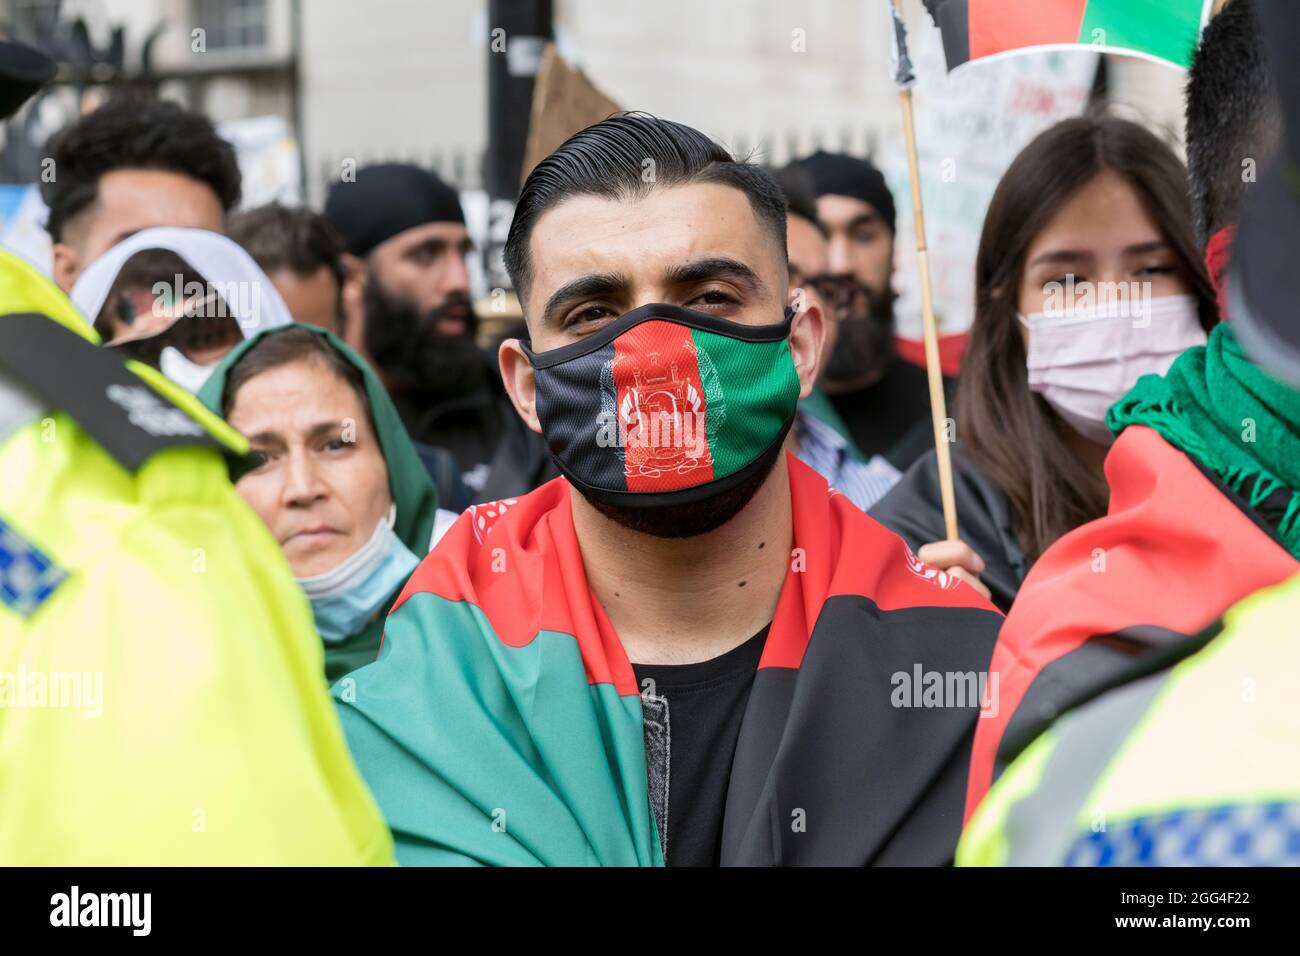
[198,323,450,681]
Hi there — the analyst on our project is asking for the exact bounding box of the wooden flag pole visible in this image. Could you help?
[892,0,959,541]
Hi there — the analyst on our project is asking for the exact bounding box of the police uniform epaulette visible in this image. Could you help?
[0,311,239,473]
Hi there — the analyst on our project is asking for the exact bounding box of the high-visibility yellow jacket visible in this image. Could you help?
[958,569,1300,866]
[0,250,393,864]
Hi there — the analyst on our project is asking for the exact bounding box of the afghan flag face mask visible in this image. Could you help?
[521,303,802,508]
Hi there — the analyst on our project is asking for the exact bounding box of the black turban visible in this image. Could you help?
[324,163,465,258]
[787,150,896,234]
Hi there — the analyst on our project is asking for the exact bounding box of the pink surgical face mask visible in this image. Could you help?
[1020,294,1206,445]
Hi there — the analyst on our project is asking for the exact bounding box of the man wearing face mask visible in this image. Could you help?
[333,114,1003,867]
[786,150,953,472]
[324,164,554,501]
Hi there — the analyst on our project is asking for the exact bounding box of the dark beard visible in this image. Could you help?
[585,445,781,539]
[362,277,485,399]
[821,279,897,390]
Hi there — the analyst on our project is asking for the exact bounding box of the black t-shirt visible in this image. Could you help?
[631,626,769,867]
[828,358,955,471]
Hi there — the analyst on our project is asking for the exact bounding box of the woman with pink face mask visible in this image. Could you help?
[870,115,1218,612]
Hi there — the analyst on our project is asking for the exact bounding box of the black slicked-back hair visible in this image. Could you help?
[1186,0,1280,245]
[503,112,788,304]
[41,93,241,242]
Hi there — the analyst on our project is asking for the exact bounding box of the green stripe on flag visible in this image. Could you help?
[334,592,663,866]
[1079,0,1208,69]
[690,328,800,478]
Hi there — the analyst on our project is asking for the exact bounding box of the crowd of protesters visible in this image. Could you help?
[1,0,1297,866]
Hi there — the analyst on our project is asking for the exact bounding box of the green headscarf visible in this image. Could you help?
[197,323,440,680]
[1108,323,1300,558]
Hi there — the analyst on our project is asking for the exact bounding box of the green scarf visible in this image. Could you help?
[197,324,440,679]
[1108,323,1300,558]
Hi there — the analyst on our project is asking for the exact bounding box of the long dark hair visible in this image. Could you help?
[956,114,1217,562]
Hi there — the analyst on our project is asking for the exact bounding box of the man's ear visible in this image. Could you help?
[499,337,541,434]
[788,297,826,400]
[339,252,367,355]
[51,243,80,294]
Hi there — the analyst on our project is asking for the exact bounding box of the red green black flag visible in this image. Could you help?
[922,0,1213,72]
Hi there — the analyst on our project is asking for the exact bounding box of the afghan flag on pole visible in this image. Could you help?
[922,0,1214,72]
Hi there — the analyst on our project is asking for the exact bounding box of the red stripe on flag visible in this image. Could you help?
[968,0,1088,60]
[963,426,1300,822]
[611,320,716,493]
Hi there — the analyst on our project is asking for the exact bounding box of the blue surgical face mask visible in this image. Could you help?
[295,506,419,643]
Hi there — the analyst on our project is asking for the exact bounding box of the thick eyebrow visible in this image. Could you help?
[663,256,766,296]
[1123,240,1171,257]
[1027,249,1094,268]
[244,430,284,448]
[245,420,348,446]
[1029,241,1173,269]
[306,420,350,442]
[537,256,767,329]
[846,210,883,231]
[540,271,630,328]
[403,237,450,259]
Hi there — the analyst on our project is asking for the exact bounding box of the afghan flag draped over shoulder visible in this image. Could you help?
[923,0,1213,71]
[334,455,1003,866]
[965,427,1299,823]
